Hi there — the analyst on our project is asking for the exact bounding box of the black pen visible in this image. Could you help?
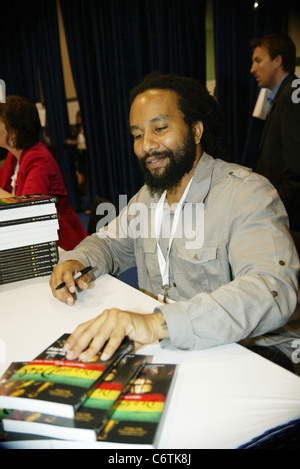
[55,266,93,290]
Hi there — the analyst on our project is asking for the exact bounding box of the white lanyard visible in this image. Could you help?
[155,178,193,302]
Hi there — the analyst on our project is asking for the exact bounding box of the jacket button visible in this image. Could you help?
[194,254,198,259]
[271,290,278,297]
[279,260,285,266]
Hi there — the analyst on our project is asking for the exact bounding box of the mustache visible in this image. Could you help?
[140,150,174,166]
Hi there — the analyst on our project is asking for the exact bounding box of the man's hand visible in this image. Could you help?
[63,308,169,362]
[49,260,91,305]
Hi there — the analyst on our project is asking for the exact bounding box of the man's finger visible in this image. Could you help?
[49,261,85,305]
[99,328,126,361]
[64,315,106,360]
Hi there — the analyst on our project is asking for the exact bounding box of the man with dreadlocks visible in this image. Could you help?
[50,73,299,372]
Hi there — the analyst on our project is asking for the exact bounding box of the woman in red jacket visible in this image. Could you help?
[0,96,87,251]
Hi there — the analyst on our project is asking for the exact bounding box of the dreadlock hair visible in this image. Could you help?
[129,72,226,159]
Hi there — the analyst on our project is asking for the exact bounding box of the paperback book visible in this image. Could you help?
[0,334,133,418]
[0,241,58,260]
[0,195,57,222]
[97,363,178,448]
[0,229,59,251]
[0,266,56,285]
[0,196,59,282]
[2,355,148,442]
[0,241,58,285]
[0,213,59,229]
[0,256,57,271]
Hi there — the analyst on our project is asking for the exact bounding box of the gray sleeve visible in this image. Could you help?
[158,178,299,351]
[60,206,136,278]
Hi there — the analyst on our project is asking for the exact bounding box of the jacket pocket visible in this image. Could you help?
[173,243,219,296]
[134,237,160,288]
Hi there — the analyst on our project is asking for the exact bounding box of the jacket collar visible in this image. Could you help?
[185,152,215,204]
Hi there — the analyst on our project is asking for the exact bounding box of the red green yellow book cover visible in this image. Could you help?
[97,363,177,446]
[1,354,147,442]
[0,334,133,418]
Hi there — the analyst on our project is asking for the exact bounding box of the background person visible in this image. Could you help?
[250,34,300,254]
[0,95,87,251]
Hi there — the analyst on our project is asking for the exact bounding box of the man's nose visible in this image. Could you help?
[142,132,160,153]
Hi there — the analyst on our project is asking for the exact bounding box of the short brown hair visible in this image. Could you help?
[250,34,296,74]
[0,96,41,150]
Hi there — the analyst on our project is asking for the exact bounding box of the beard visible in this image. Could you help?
[138,127,197,195]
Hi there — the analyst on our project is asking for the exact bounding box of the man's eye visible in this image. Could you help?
[133,134,142,140]
[156,126,167,132]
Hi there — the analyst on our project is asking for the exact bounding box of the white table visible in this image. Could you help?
[1,274,300,449]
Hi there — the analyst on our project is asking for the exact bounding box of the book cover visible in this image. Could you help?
[0,334,133,418]
[97,363,178,447]
[2,355,148,442]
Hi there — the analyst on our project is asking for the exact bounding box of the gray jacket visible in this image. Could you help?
[61,153,300,359]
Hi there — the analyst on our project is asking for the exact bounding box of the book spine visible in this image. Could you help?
[0,258,57,273]
[0,242,58,259]
[0,252,58,266]
[0,213,59,228]
[0,269,53,285]
[0,262,55,276]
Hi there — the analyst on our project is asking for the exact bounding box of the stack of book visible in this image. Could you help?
[0,194,59,285]
[0,334,177,448]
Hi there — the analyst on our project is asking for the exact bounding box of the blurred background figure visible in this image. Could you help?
[250,34,300,254]
[64,109,89,213]
[0,95,87,251]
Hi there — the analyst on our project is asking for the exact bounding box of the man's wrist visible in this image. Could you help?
[153,310,169,340]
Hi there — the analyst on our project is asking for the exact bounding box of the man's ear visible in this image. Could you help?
[193,121,204,145]
[273,54,283,70]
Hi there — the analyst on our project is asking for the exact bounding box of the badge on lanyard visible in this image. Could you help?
[155,178,193,303]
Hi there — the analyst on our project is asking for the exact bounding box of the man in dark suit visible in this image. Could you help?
[250,34,300,252]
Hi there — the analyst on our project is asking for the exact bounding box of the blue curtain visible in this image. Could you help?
[60,0,207,208]
[33,0,78,208]
[0,0,78,207]
[213,0,288,165]
[0,1,40,102]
